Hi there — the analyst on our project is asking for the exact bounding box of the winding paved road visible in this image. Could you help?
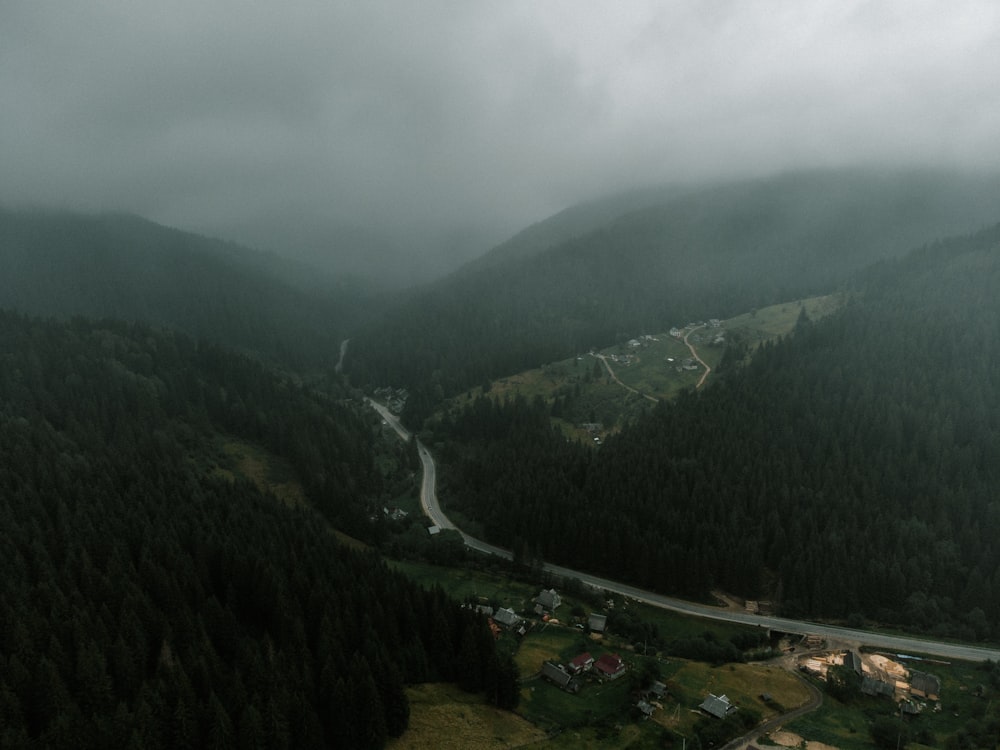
[369,400,1000,664]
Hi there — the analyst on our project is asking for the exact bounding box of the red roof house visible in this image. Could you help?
[568,652,594,674]
[595,653,626,679]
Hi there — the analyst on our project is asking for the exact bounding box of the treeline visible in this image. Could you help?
[0,311,515,749]
[431,223,1000,640]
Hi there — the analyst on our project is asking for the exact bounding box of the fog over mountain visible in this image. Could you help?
[3,1,1000,283]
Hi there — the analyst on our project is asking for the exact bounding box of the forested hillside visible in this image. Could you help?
[431,223,1000,641]
[0,209,368,368]
[0,312,515,749]
[347,169,1000,417]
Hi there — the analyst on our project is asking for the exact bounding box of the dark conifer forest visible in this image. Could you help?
[430,224,1000,640]
[0,313,514,749]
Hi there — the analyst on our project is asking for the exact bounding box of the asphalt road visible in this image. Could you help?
[369,400,1000,664]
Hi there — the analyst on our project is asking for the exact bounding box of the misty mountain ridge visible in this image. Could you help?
[0,207,376,367]
[211,211,509,291]
[345,167,1000,404]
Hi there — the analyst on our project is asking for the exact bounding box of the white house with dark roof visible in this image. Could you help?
[494,607,521,629]
[541,661,578,692]
[534,588,561,611]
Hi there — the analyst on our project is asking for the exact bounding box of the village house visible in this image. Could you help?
[699,693,737,719]
[541,661,579,692]
[567,652,594,675]
[534,588,561,612]
[595,653,626,680]
[494,607,522,629]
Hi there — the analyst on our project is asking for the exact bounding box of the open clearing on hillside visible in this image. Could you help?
[388,683,545,750]
[441,294,845,442]
[213,438,307,508]
[726,293,844,349]
[211,437,369,550]
[514,626,582,676]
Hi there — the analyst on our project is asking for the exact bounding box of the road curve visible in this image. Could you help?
[368,400,1000,663]
[720,673,823,750]
[334,338,350,374]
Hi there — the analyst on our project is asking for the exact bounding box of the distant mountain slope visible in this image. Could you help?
[461,183,691,272]
[0,208,368,367]
[433,221,1000,638]
[347,169,1000,412]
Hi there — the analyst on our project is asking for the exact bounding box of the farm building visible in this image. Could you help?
[494,607,521,629]
[534,588,561,613]
[699,693,737,719]
[588,613,607,633]
[541,662,579,692]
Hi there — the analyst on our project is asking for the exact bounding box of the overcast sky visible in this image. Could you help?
[3,1,1000,268]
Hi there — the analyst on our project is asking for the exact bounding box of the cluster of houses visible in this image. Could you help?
[669,319,723,338]
[541,651,628,693]
[482,586,758,725]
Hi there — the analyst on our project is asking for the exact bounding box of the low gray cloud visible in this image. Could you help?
[3,1,999,271]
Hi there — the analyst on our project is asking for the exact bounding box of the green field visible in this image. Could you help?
[388,683,546,750]
[520,669,635,730]
[726,293,845,351]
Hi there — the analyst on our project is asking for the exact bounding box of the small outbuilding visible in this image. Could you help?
[588,613,608,633]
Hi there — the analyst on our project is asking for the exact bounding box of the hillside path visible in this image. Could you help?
[591,353,658,402]
[683,325,712,389]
